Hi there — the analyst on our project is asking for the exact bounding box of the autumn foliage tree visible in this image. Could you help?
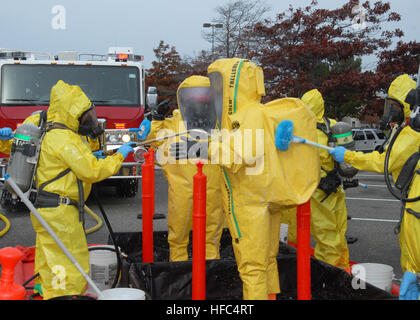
[146,41,216,111]
[376,41,420,83]
[249,0,405,120]
[147,1,419,123]
[145,40,188,108]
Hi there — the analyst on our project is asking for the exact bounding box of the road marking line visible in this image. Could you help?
[350,218,399,223]
[346,197,399,202]
[357,174,384,177]
[360,184,388,188]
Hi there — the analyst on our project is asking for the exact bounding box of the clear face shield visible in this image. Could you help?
[208,72,224,129]
[379,98,404,131]
[78,106,104,139]
[178,86,217,134]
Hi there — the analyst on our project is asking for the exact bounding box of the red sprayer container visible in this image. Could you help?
[192,161,207,300]
[0,247,26,300]
[297,200,311,300]
[142,149,155,263]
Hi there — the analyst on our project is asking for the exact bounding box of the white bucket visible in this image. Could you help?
[99,288,146,300]
[87,245,118,292]
[352,263,394,293]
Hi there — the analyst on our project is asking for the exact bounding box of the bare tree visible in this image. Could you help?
[203,0,271,59]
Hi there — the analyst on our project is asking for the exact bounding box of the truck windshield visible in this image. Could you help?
[1,64,140,107]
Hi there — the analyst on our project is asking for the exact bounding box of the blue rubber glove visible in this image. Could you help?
[93,150,106,160]
[117,142,136,159]
[400,271,420,300]
[137,119,151,140]
[0,127,13,140]
[275,120,294,151]
[328,146,347,163]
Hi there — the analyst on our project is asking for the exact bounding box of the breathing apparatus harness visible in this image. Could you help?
[33,121,87,226]
[388,84,420,233]
[1,111,48,206]
[4,114,87,227]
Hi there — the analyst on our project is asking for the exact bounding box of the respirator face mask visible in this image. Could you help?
[78,106,104,139]
[406,87,420,132]
[379,98,404,131]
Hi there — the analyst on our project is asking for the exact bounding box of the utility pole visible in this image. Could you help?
[203,23,223,57]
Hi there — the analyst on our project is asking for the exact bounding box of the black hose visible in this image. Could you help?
[384,125,420,203]
[22,272,40,290]
[91,185,122,289]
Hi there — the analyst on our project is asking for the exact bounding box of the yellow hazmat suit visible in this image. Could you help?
[207,58,320,299]
[343,75,420,274]
[31,80,125,299]
[286,89,349,269]
[146,76,224,262]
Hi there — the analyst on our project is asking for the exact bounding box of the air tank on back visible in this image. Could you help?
[5,123,42,194]
[330,121,359,178]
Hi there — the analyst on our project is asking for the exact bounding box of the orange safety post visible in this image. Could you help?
[142,148,155,263]
[192,161,206,300]
[297,199,311,300]
[0,247,26,300]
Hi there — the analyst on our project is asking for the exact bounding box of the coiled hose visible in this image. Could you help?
[0,213,10,237]
[0,205,102,238]
[84,205,103,235]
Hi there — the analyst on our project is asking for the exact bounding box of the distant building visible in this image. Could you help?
[342,116,361,128]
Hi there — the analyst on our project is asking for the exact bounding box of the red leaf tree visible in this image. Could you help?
[146,40,189,107]
[249,0,404,120]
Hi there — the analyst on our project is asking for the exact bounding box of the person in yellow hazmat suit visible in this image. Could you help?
[171,58,320,300]
[282,89,350,270]
[137,75,224,262]
[329,74,420,300]
[29,80,135,299]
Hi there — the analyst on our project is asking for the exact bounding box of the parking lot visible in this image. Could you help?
[0,168,404,281]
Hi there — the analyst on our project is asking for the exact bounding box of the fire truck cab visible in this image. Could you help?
[0,47,150,200]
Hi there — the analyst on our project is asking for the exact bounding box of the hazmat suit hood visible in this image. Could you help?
[207,58,265,129]
[388,74,417,119]
[48,80,92,132]
[176,75,217,133]
[301,89,325,122]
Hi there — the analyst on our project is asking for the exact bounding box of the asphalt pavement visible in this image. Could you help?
[0,168,405,281]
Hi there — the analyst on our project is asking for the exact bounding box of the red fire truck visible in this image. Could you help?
[0,47,154,199]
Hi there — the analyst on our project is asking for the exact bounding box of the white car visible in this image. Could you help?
[352,128,387,152]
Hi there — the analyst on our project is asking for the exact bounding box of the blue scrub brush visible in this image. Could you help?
[275,120,333,151]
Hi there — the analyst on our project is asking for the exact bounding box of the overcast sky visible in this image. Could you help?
[0,0,418,69]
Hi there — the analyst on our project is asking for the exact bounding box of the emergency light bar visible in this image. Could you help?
[110,53,143,62]
[0,51,28,60]
[118,53,129,61]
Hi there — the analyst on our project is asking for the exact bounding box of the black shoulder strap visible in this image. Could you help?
[38,110,48,131]
[38,168,71,192]
[317,117,330,136]
[45,122,76,133]
[395,147,420,193]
